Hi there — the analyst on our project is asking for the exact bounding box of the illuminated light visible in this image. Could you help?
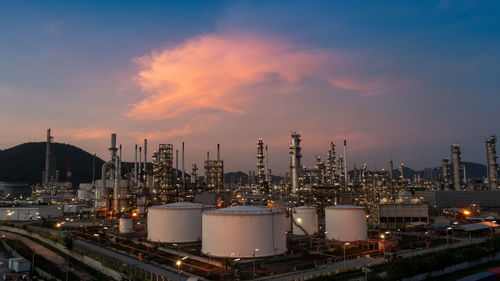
[463,210,471,216]
[132,212,138,218]
[296,218,303,225]
[380,234,385,239]
[176,260,181,266]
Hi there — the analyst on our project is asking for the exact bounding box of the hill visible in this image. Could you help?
[0,142,104,184]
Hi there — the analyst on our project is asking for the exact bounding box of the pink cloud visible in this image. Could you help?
[60,128,111,140]
[127,33,401,121]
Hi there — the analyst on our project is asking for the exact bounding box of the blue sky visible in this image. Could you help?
[0,0,499,173]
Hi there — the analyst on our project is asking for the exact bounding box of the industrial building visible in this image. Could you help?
[415,190,500,212]
[377,202,429,229]
[0,205,62,221]
[0,182,31,199]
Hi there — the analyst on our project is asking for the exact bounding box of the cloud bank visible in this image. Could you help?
[128,33,398,121]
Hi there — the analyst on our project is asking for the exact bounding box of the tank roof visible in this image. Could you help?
[150,202,204,210]
[204,205,284,215]
[326,205,364,210]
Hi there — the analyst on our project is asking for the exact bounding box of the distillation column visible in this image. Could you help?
[328,141,336,185]
[451,144,462,190]
[442,158,450,189]
[257,139,265,188]
[289,132,302,193]
[486,136,498,190]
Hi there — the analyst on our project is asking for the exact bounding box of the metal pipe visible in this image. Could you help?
[143,139,147,181]
[266,145,270,184]
[217,143,220,161]
[44,128,52,187]
[176,149,179,184]
[134,144,138,184]
[182,142,185,196]
[114,155,120,213]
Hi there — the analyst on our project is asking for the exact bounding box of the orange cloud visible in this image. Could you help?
[128,33,400,121]
[61,128,111,140]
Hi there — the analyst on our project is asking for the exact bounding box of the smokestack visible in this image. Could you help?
[119,144,122,177]
[399,164,405,180]
[92,153,96,186]
[207,151,210,161]
[44,128,53,187]
[114,155,120,213]
[176,149,179,183]
[486,136,498,190]
[344,140,348,188]
[451,144,462,190]
[182,142,185,195]
[134,144,138,184]
[143,139,147,177]
[110,133,117,160]
[217,143,220,161]
[65,164,72,183]
[266,145,270,184]
[138,146,142,182]
[191,164,198,184]
[289,132,302,193]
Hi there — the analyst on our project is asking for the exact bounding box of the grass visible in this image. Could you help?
[426,260,500,281]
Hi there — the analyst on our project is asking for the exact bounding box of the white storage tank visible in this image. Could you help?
[202,205,287,258]
[119,217,133,234]
[148,202,204,243]
[292,206,318,236]
[325,205,367,241]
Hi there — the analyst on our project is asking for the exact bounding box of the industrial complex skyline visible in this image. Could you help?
[1,1,499,173]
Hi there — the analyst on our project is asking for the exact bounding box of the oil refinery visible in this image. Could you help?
[0,129,499,281]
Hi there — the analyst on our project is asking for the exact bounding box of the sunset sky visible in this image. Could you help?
[1,1,499,174]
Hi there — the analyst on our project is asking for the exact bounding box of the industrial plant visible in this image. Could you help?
[0,129,499,281]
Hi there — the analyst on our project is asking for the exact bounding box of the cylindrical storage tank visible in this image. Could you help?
[325,205,367,241]
[119,218,133,234]
[148,202,204,243]
[292,206,318,236]
[202,206,287,258]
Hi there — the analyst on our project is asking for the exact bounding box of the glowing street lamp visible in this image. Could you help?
[253,249,260,278]
[344,242,350,271]
[176,259,182,281]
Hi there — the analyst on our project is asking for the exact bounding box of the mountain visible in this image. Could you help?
[0,142,104,185]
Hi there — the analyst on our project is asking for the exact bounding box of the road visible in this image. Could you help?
[73,238,190,280]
